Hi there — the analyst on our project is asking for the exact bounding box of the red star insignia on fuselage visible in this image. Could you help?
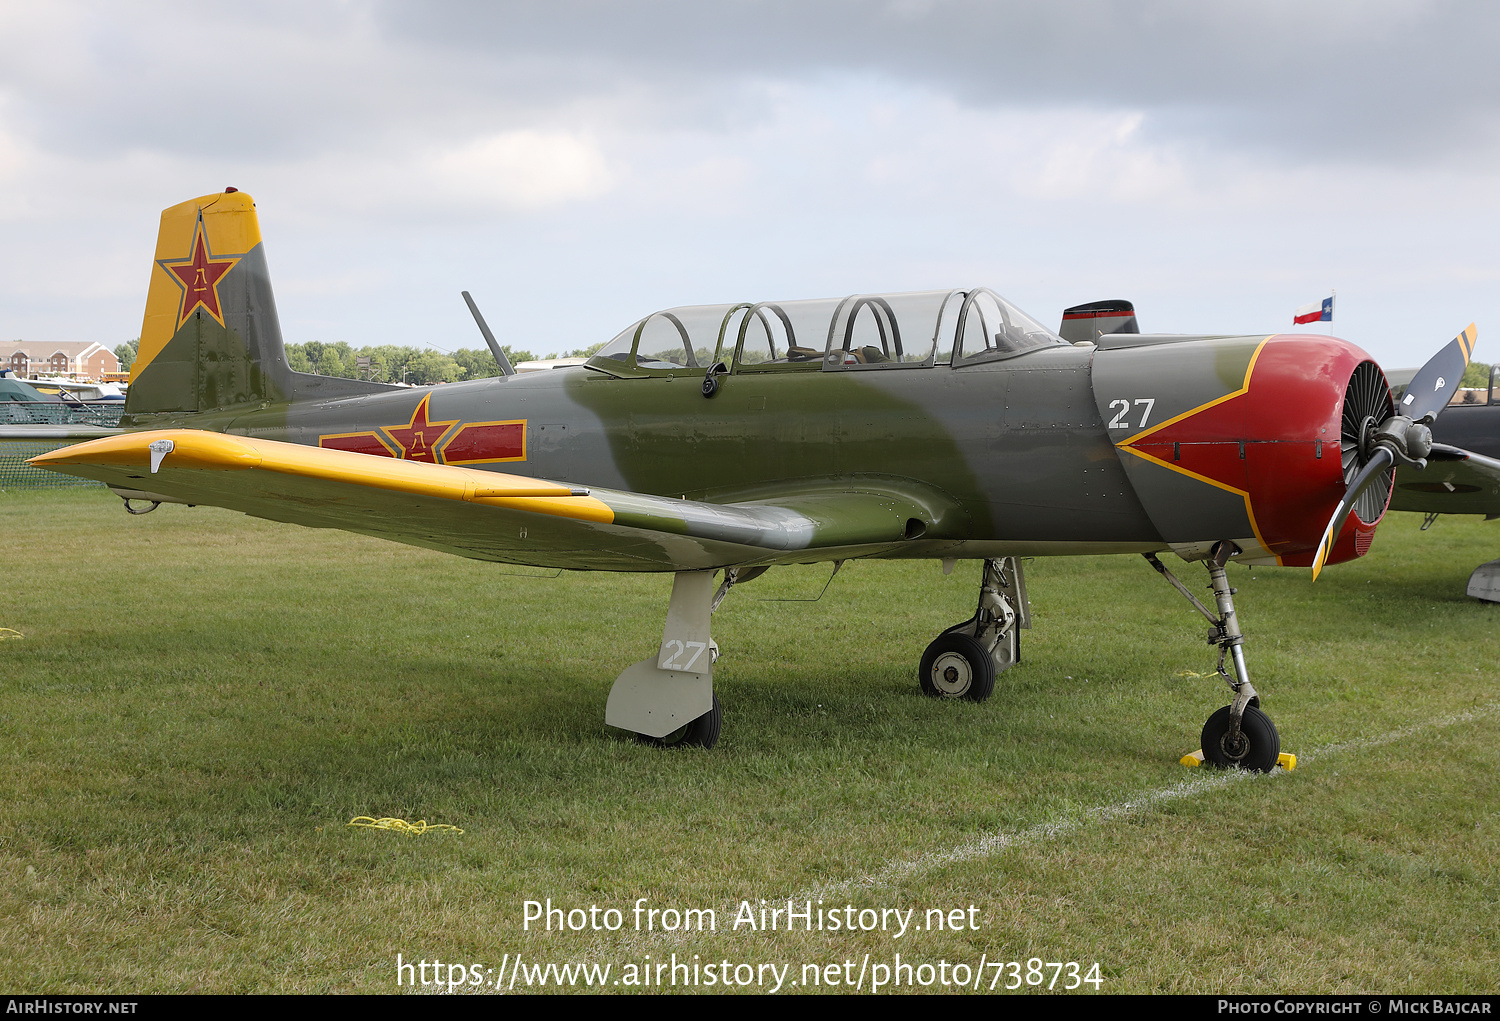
[379,394,459,463]
[159,221,241,328]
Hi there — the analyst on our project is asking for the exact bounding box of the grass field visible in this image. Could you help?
[1,487,1496,994]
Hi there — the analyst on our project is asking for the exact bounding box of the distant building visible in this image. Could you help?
[2,342,121,380]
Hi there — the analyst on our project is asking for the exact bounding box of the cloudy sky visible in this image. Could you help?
[1,0,1496,367]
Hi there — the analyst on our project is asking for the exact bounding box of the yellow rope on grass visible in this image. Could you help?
[0,629,23,640]
[347,816,464,836]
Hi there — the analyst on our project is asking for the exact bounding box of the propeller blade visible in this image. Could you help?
[1398,323,1477,423]
[1311,446,1394,581]
[1312,325,1475,580]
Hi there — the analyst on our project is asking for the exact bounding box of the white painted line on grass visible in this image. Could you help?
[584,701,1497,956]
[811,768,1251,901]
[1295,701,1498,766]
[820,700,1500,897]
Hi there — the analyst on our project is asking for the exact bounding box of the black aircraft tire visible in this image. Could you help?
[1200,705,1280,772]
[648,694,723,750]
[918,633,996,702]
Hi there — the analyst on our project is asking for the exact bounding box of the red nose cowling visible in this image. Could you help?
[1126,336,1393,567]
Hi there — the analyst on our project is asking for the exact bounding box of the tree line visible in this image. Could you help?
[280,341,540,385]
[113,339,604,384]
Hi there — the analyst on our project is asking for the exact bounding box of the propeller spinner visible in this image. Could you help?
[1311,324,1478,579]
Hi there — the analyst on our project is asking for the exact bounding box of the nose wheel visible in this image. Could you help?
[1201,704,1279,772]
[1146,542,1285,773]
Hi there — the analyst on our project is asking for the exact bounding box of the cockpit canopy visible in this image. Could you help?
[587,288,1065,376]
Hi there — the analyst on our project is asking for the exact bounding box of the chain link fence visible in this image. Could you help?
[2,402,124,427]
[0,439,102,489]
[0,402,124,490]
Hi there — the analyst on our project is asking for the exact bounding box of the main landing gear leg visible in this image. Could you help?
[606,570,722,749]
[918,557,1029,701]
[1145,542,1281,772]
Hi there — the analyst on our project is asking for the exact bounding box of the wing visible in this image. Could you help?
[30,429,963,571]
[1389,443,1500,516]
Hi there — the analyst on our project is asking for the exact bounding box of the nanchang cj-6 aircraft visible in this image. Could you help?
[33,191,1477,766]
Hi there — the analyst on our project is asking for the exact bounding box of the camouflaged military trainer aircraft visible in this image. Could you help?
[31,190,1478,765]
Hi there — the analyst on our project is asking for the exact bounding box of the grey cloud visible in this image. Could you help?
[3,2,1497,166]
[373,0,1500,162]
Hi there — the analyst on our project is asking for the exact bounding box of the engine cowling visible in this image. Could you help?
[1091,333,1393,566]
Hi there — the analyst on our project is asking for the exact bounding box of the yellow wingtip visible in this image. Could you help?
[28,429,618,525]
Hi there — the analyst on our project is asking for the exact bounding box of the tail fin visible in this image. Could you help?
[125,189,392,423]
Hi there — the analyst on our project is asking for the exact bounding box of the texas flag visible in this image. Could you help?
[1293,295,1335,325]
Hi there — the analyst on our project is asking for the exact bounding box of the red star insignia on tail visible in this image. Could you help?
[160,220,240,328]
